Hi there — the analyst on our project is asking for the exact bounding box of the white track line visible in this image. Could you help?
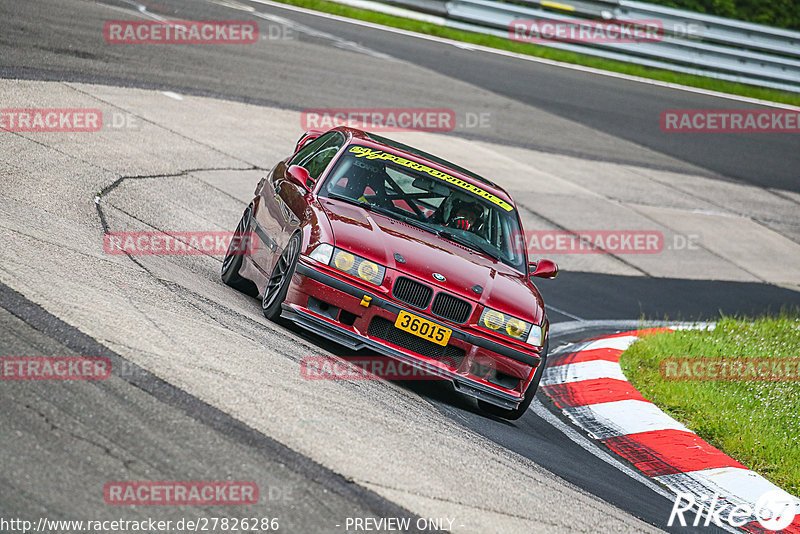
[542,359,627,385]
[545,304,586,322]
[565,399,690,438]
[580,335,640,351]
[531,397,678,500]
[658,467,800,510]
[655,467,800,526]
[244,6,395,60]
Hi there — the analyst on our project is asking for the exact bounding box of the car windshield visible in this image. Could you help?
[320,144,526,271]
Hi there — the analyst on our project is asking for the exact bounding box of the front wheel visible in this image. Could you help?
[221,207,259,298]
[478,341,548,421]
[261,233,301,321]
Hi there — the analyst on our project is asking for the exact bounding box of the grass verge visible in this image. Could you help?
[620,314,800,495]
[273,0,800,106]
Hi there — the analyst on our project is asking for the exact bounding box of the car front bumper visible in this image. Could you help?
[281,260,544,410]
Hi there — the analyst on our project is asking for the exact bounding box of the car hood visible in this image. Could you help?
[320,197,544,325]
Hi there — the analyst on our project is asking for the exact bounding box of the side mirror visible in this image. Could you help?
[294,131,322,153]
[287,165,314,192]
[530,259,558,279]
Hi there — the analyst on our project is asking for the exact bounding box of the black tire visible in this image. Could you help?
[478,341,548,421]
[221,207,259,298]
[261,233,301,321]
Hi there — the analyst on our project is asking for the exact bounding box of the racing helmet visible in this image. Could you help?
[442,192,484,231]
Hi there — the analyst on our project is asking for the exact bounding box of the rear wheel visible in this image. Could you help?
[221,207,259,298]
[262,233,301,321]
[478,341,548,421]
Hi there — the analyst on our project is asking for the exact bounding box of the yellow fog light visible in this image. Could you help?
[482,310,505,330]
[479,307,536,344]
[506,317,526,338]
[328,248,386,285]
[358,261,380,283]
[334,250,355,271]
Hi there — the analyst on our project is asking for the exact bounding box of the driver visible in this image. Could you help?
[446,197,483,232]
[354,161,390,206]
[330,158,390,206]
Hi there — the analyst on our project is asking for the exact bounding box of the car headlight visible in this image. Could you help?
[526,324,543,347]
[330,247,385,285]
[479,307,543,347]
[309,243,334,264]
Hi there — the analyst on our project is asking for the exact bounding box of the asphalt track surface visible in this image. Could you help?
[0,282,422,532]
[3,0,800,191]
[2,0,799,532]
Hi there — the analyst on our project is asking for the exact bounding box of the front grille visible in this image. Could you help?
[431,293,472,324]
[392,276,433,309]
[368,317,465,369]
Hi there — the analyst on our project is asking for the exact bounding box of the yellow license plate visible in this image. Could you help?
[394,310,452,346]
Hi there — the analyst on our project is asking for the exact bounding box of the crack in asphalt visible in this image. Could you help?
[91,166,397,409]
[18,398,140,471]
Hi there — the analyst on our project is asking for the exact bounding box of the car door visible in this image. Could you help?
[252,131,346,275]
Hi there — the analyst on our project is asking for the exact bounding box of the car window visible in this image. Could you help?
[288,134,327,167]
[320,145,525,271]
[289,131,345,180]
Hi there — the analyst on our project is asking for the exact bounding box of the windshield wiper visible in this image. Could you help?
[436,229,501,262]
[326,193,501,261]
[325,193,397,219]
[410,220,501,262]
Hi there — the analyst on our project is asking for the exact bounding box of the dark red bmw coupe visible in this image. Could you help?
[222,127,557,420]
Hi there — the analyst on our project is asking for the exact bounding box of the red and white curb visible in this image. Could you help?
[541,328,800,533]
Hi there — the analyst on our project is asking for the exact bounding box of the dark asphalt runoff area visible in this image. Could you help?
[0,282,424,532]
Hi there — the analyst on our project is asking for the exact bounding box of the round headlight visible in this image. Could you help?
[506,317,526,338]
[483,310,505,330]
[334,250,355,271]
[357,261,379,283]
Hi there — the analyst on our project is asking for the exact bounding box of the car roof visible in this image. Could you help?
[336,127,516,209]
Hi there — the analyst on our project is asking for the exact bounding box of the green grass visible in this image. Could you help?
[620,314,800,495]
[274,0,800,106]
